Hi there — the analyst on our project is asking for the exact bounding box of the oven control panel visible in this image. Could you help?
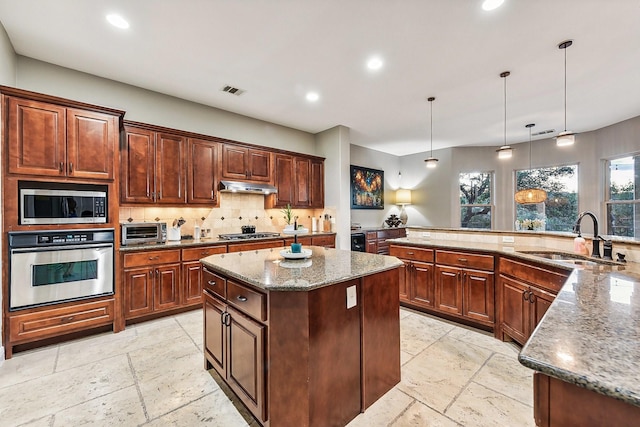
[9,229,114,248]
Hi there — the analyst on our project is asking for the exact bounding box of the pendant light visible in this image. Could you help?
[515,124,547,204]
[496,71,512,159]
[556,40,575,147]
[424,96,439,168]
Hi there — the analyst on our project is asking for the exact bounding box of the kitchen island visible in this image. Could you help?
[200,246,403,427]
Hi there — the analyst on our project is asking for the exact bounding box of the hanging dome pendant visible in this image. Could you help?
[515,123,547,204]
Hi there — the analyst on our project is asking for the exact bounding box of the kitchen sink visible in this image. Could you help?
[517,251,622,267]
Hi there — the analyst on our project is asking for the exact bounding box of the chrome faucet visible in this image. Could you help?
[573,211,601,258]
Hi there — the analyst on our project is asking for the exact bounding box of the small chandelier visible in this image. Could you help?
[424,96,439,168]
[515,123,548,204]
[496,71,512,159]
[556,40,576,147]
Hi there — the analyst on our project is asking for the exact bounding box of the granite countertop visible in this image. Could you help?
[119,231,336,252]
[389,237,640,408]
[200,246,403,291]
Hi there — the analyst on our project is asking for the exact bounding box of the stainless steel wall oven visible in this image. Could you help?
[9,229,115,311]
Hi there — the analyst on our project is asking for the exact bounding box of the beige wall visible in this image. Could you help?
[15,57,317,156]
[361,115,640,231]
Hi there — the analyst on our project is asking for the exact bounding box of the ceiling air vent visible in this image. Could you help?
[221,85,245,96]
[532,129,555,136]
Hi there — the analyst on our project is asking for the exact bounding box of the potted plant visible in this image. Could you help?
[281,204,294,230]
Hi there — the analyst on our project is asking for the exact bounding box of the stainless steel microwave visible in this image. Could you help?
[20,187,107,225]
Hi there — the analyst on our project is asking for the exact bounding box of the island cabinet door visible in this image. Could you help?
[499,275,529,345]
[434,265,463,315]
[227,306,266,423]
[411,261,435,308]
[529,286,555,333]
[462,269,495,325]
[204,292,226,377]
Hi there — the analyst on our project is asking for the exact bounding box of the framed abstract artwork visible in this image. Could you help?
[350,165,384,209]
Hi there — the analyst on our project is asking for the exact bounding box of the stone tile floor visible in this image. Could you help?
[0,308,534,426]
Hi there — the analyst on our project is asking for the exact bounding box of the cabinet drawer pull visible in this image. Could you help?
[523,290,532,302]
[202,251,210,256]
[529,293,537,304]
[68,162,73,174]
[149,270,153,278]
[61,316,75,323]
[407,252,415,255]
[148,256,160,260]
[207,280,216,286]
[458,258,468,263]
[237,295,248,302]
[59,162,64,173]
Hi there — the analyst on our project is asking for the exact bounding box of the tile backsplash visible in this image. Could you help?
[119,193,335,238]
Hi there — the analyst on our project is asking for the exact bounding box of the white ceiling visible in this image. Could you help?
[1,0,640,156]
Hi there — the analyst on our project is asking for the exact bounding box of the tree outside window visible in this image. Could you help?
[460,172,492,229]
[606,155,639,238]
[515,165,578,232]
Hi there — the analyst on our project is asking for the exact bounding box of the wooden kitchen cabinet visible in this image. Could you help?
[123,249,181,318]
[204,282,267,422]
[227,239,284,253]
[266,153,325,208]
[497,257,568,345]
[121,123,187,204]
[390,245,435,307]
[187,138,220,205]
[366,228,406,255]
[221,143,272,183]
[182,245,227,306]
[6,96,118,180]
[434,250,495,328]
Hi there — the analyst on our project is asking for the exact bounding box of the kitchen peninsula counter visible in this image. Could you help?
[118,230,336,252]
[200,247,402,426]
[389,237,640,425]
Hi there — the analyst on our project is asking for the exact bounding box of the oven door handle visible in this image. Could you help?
[10,243,114,253]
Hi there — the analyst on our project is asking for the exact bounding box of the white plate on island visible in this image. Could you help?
[280,248,312,259]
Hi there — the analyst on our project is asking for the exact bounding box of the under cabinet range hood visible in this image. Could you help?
[220,181,278,195]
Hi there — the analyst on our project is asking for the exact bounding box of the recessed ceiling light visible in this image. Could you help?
[106,14,129,29]
[482,0,504,11]
[306,92,320,102]
[367,57,383,71]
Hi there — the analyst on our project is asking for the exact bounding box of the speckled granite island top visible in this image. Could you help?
[200,246,403,291]
[389,237,640,408]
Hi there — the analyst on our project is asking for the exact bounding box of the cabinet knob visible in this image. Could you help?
[237,295,248,302]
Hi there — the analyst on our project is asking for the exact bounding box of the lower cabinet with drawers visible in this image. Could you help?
[391,245,495,330]
[497,256,569,345]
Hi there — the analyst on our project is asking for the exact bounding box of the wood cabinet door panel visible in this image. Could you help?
[273,154,294,206]
[310,159,324,208]
[435,265,463,315]
[154,264,181,311]
[398,261,410,302]
[187,138,218,204]
[8,97,66,176]
[294,157,311,206]
[66,108,115,180]
[530,287,555,333]
[204,292,227,378]
[228,307,266,421]
[247,149,271,182]
[124,267,154,318]
[121,127,155,203]
[499,275,529,345]
[412,261,435,308]
[463,269,495,324]
[221,144,249,180]
[183,261,203,306]
[156,133,186,203]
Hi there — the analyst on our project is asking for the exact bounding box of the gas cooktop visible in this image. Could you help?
[218,232,281,240]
